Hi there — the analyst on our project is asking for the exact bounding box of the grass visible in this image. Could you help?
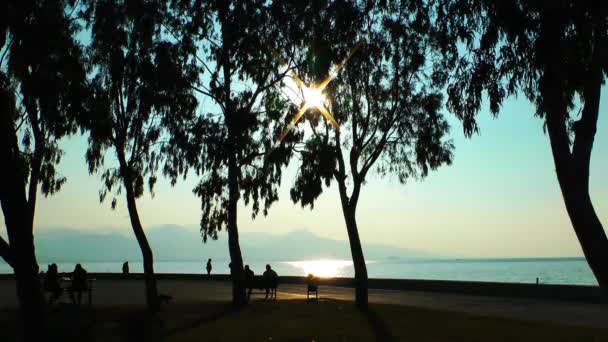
[2,299,608,341]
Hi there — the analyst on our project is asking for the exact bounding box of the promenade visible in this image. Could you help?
[1,278,607,328]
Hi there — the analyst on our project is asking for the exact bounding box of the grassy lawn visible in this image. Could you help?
[1,299,607,341]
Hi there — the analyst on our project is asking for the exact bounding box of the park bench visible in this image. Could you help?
[45,277,95,305]
[246,276,278,300]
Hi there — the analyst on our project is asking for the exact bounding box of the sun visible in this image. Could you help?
[287,259,352,278]
[302,85,327,110]
[267,42,363,143]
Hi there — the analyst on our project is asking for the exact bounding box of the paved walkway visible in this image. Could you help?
[1,279,607,328]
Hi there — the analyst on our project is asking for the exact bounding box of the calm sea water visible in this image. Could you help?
[0,258,598,285]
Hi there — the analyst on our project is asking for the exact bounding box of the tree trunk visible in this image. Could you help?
[546,78,608,291]
[338,184,368,310]
[342,206,369,310]
[118,152,159,311]
[542,13,608,293]
[0,84,46,340]
[227,146,247,306]
[558,176,608,289]
[11,223,46,341]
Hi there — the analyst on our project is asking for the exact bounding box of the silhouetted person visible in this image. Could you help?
[122,261,129,277]
[244,265,255,299]
[262,264,278,300]
[69,264,88,305]
[206,258,212,276]
[306,274,319,300]
[43,264,61,304]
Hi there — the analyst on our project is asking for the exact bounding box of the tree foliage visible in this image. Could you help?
[84,0,199,206]
[178,0,299,242]
[289,1,454,214]
[1,0,89,215]
[441,1,608,136]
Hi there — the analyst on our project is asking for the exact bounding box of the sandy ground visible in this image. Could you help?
[1,279,607,328]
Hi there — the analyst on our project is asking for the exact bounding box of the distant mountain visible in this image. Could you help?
[29,225,433,262]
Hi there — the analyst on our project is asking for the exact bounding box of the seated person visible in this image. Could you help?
[244,265,255,299]
[262,264,278,300]
[43,264,62,304]
[306,274,318,299]
[69,264,88,305]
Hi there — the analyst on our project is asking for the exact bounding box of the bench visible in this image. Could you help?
[45,278,95,305]
[246,276,278,300]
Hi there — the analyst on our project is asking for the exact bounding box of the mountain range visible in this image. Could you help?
[29,224,433,262]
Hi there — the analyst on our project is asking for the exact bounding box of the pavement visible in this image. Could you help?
[1,279,607,328]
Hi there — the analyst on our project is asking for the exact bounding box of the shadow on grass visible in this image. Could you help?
[364,307,396,342]
[161,303,243,339]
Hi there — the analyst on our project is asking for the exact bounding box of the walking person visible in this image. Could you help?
[206,258,212,276]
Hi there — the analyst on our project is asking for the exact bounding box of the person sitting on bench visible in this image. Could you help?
[306,274,319,300]
[244,265,255,299]
[43,264,62,304]
[69,264,88,305]
[262,264,278,300]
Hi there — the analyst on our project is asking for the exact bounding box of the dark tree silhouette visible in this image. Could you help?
[173,0,297,306]
[0,0,88,338]
[284,1,454,309]
[440,1,608,292]
[83,0,199,311]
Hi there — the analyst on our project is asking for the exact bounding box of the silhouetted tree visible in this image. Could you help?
[84,0,198,311]
[174,0,297,306]
[285,1,454,309]
[440,1,608,291]
[0,0,88,338]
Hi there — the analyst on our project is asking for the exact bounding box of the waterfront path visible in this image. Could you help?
[1,279,607,328]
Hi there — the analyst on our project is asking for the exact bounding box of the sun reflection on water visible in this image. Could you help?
[286,259,353,278]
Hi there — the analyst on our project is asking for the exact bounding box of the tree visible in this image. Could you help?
[0,0,89,338]
[84,0,199,311]
[177,0,297,306]
[286,1,454,309]
[440,1,608,291]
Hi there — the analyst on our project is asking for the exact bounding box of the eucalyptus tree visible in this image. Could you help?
[175,0,298,306]
[440,1,608,290]
[284,1,454,309]
[84,0,199,311]
[0,0,89,337]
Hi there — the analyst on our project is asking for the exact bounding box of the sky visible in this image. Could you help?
[1,84,607,259]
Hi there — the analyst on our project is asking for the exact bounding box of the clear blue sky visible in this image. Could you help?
[2,86,607,258]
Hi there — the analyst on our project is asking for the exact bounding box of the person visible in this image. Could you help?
[69,264,88,305]
[43,264,62,304]
[206,258,212,276]
[306,273,319,300]
[262,264,278,300]
[244,265,255,299]
[122,261,129,277]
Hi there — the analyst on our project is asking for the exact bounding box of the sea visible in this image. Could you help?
[0,257,598,285]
